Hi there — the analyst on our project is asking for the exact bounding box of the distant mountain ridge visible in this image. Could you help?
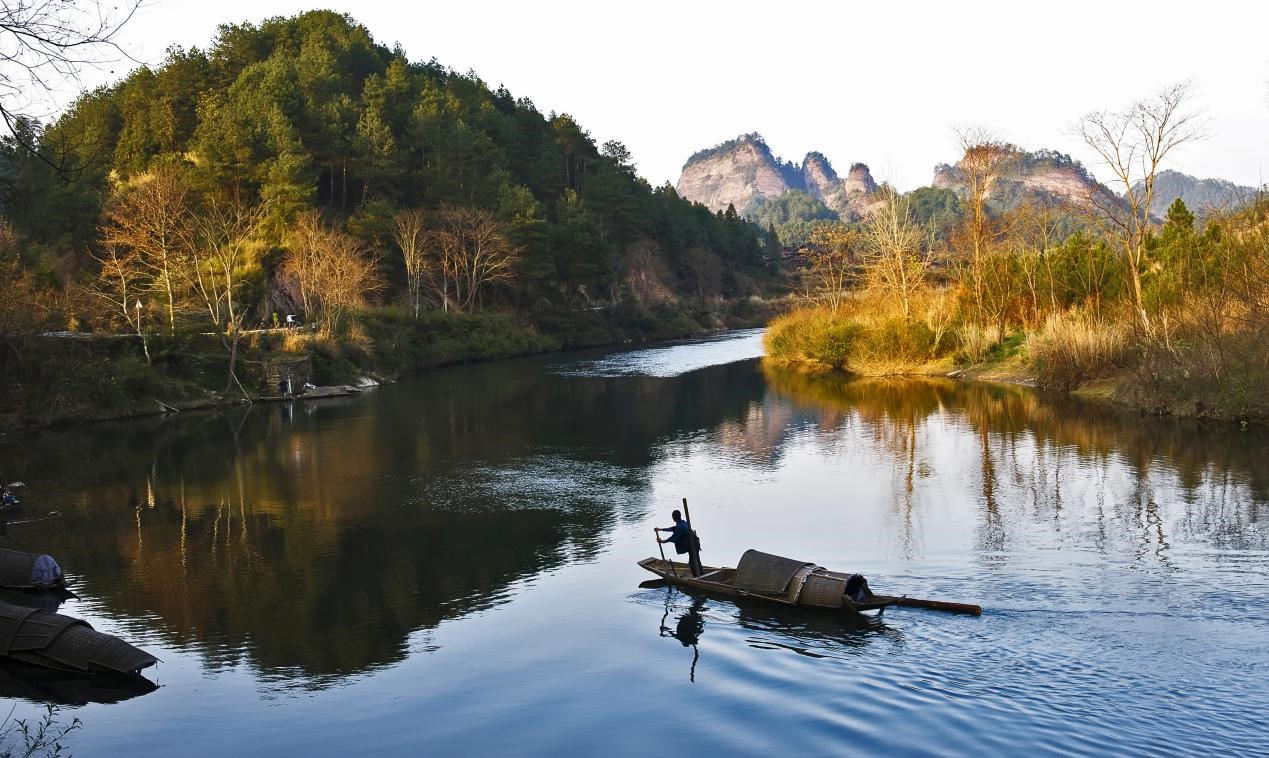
[676,134,1258,234]
[1132,170,1258,217]
[676,134,879,220]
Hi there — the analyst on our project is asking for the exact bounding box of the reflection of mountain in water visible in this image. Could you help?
[0,358,772,686]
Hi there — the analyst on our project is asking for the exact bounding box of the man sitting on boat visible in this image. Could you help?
[655,509,702,576]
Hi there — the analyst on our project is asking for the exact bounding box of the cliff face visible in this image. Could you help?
[843,163,878,195]
[801,152,839,200]
[676,134,879,219]
[932,149,1118,210]
[676,134,796,214]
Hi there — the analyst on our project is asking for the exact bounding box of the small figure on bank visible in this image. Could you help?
[656,509,702,576]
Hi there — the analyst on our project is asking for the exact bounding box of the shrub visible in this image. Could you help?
[955,323,996,364]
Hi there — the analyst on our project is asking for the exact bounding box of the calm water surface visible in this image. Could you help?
[1,328,1267,755]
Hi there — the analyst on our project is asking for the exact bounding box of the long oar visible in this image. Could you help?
[655,528,678,577]
[894,597,982,615]
[681,497,702,577]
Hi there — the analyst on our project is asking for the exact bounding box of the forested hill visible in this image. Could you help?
[2,11,778,332]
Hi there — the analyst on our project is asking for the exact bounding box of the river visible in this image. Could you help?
[1,328,1266,755]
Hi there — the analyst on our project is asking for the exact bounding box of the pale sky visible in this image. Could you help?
[68,0,1269,191]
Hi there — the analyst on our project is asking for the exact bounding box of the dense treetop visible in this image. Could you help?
[1,10,776,317]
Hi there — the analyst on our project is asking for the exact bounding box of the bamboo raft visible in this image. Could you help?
[639,549,982,616]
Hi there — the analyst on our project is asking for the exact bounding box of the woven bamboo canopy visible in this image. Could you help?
[0,600,157,675]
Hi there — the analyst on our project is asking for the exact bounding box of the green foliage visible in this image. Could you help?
[13,10,775,332]
[684,132,770,167]
[985,330,1026,362]
[765,309,862,367]
[359,308,559,375]
[905,186,961,236]
[750,190,838,247]
[1,704,82,758]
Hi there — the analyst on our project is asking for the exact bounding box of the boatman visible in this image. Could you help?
[655,509,702,577]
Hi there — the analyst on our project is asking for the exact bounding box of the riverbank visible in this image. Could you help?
[0,298,786,432]
[763,306,1267,426]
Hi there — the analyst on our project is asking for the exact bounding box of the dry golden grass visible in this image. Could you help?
[764,288,953,375]
[955,323,995,364]
[1028,310,1132,388]
[281,329,312,353]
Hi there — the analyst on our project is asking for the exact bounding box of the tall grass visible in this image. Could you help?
[765,290,947,375]
[1028,310,1132,388]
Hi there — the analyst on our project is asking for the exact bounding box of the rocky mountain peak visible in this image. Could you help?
[932,149,1115,210]
[844,163,878,195]
[676,135,878,218]
[676,133,797,214]
[801,151,839,199]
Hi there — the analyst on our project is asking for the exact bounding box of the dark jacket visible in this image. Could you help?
[667,519,692,555]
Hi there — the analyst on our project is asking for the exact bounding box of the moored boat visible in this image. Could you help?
[0,600,158,676]
[638,549,982,616]
[0,548,66,592]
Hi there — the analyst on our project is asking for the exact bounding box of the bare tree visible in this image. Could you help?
[953,128,1017,323]
[283,211,381,332]
[392,208,427,318]
[1078,82,1204,330]
[87,242,149,362]
[1010,200,1064,323]
[805,224,859,312]
[188,197,266,399]
[861,189,929,323]
[314,230,381,333]
[99,166,194,334]
[0,218,49,338]
[620,238,674,305]
[0,0,140,161]
[284,210,327,321]
[427,206,520,312]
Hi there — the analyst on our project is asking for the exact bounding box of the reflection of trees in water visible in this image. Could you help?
[762,364,1269,563]
[0,358,772,687]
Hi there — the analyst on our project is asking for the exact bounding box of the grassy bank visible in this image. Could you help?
[766,190,1269,426]
[0,296,784,431]
[764,300,1269,424]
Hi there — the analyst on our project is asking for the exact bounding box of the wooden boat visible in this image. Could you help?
[0,600,157,676]
[0,548,66,592]
[639,549,982,616]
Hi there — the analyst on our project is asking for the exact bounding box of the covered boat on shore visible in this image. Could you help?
[0,600,157,676]
[638,549,982,616]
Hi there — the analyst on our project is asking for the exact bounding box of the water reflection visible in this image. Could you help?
[0,342,1263,704]
[0,357,772,688]
[762,366,1269,564]
[646,587,896,683]
[658,592,705,682]
[0,664,158,705]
